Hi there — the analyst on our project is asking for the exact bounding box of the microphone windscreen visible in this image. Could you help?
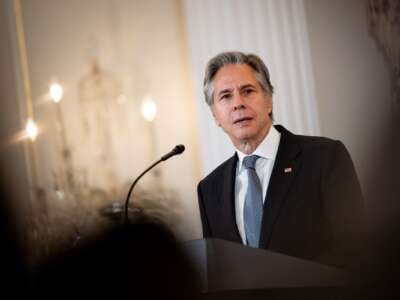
[174,144,185,154]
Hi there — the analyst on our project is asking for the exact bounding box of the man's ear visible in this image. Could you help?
[266,95,273,115]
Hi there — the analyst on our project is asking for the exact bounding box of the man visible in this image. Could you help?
[197,51,364,261]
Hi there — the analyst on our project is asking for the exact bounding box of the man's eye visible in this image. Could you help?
[243,89,254,95]
[220,94,231,100]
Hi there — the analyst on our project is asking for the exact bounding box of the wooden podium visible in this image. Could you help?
[182,238,357,299]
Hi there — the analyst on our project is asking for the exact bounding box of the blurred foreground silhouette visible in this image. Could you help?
[31,214,201,299]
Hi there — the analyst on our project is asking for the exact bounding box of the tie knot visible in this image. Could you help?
[243,155,259,170]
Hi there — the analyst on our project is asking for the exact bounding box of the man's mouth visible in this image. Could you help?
[233,117,253,125]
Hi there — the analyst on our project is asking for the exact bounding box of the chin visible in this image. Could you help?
[233,130,257,142]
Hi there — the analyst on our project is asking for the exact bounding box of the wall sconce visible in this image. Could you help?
[141,96,157,122]
[141,95,160,177]
[50,82,63,103]
[25,118,38,141]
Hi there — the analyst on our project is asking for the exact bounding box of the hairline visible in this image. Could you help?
[208,62,272,106]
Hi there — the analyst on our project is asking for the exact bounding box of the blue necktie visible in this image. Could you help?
[243,155,263,248]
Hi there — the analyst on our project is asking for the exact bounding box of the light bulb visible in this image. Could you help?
[50,83,63,103]
[25,118,38,141]
[141,96,157,122]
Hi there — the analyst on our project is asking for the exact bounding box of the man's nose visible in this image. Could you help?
[232,93,245,110]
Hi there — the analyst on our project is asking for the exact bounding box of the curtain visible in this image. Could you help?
[368,0,400,111]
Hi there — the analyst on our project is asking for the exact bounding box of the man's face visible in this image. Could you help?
[211,64,273,148]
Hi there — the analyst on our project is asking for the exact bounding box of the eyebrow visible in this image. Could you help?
[239,84,257,90]
[217,84,257,95]
[215,83,258,100]
[217,88,233,98]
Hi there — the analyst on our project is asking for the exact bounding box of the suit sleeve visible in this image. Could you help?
[321,140,365,252]
[197,182,211,237]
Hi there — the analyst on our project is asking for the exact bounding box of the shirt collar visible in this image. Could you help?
[236,125,281,171]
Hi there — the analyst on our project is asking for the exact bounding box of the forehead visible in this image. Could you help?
[213,64,259,91]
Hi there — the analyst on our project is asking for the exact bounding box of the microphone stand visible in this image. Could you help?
[123,144,185,225]
[124,158,163,225]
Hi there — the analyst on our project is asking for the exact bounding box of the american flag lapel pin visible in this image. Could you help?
[284,167,292,173]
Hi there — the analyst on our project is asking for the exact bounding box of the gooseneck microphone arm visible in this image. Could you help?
[124,159,162,224]
[124,144,185,224]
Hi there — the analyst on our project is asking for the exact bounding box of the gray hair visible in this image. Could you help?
[203,52,274,117]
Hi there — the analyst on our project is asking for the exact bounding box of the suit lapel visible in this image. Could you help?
[259,125,303,248]
[218,154,242,243]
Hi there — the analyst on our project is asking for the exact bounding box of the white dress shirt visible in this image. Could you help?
[235,126,281,245]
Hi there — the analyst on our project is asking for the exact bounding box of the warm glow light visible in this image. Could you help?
[50,83,63,103]
[141,96,157,122]
[25,118,38,141]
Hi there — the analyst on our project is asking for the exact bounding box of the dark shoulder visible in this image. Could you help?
[294,132,341,149]
[278,125,343,152]
[198,155,237,187]
[295,134,348,164]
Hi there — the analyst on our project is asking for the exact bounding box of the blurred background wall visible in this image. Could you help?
[304,0,391,197]
[0,0,393,265]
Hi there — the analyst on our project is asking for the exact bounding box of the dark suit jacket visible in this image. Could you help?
[198,125,364,261]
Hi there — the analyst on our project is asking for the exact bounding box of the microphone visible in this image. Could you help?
[161,144,185,161]
[124,144,185,224]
